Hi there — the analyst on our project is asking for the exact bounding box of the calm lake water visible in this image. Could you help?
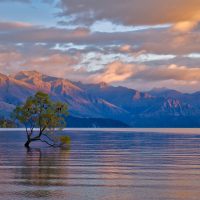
[1,129,200,200]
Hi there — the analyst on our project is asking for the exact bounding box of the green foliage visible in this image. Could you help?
[12,91,69,147]
[13,91,68,131]
[0,118,16,128]
[60,136,71,145]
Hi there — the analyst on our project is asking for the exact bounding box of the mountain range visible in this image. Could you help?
[0,70,200,127]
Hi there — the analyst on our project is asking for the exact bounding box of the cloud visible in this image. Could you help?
[0,51,23,74]
[0,48,83,79]
[144,55,200,68]
[0,0,52,3]
[59,0,200,27]
[1,21,200,55]
[0,21,33,31]
[0,0,31,2]
[0,25,90,43]
[95,62,200,83]
[23,53,79,68]
[137,64,200,82]
[0,19,199,93]
[172,21,199,32]
[90,61,144,83]
[87,61,200,92]
[0,17,200,57]
[1,41,200,92]
[119,45,132,53]
[133,64,200,92]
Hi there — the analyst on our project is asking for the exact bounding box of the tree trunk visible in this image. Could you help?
[24,137,41,148]
[24,140,31,148]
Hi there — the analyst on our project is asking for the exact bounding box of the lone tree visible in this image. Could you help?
[12,91,69,148]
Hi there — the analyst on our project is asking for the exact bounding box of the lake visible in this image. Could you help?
[0,129,200,200]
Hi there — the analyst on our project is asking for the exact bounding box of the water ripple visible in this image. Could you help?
[0,130,200,200]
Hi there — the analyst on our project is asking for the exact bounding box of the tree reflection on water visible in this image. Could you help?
[15,147,70,199]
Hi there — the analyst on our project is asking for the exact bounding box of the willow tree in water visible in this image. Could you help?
[13,91,69,148]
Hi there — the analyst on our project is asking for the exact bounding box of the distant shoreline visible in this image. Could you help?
[0,128,200,134]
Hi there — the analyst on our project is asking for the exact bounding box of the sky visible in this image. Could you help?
[0,0,200,92]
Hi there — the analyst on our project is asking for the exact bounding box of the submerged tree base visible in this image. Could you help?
[24,140,30,148]
[24,134,71,148]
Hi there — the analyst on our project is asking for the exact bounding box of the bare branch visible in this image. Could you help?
[39,138,60,148]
